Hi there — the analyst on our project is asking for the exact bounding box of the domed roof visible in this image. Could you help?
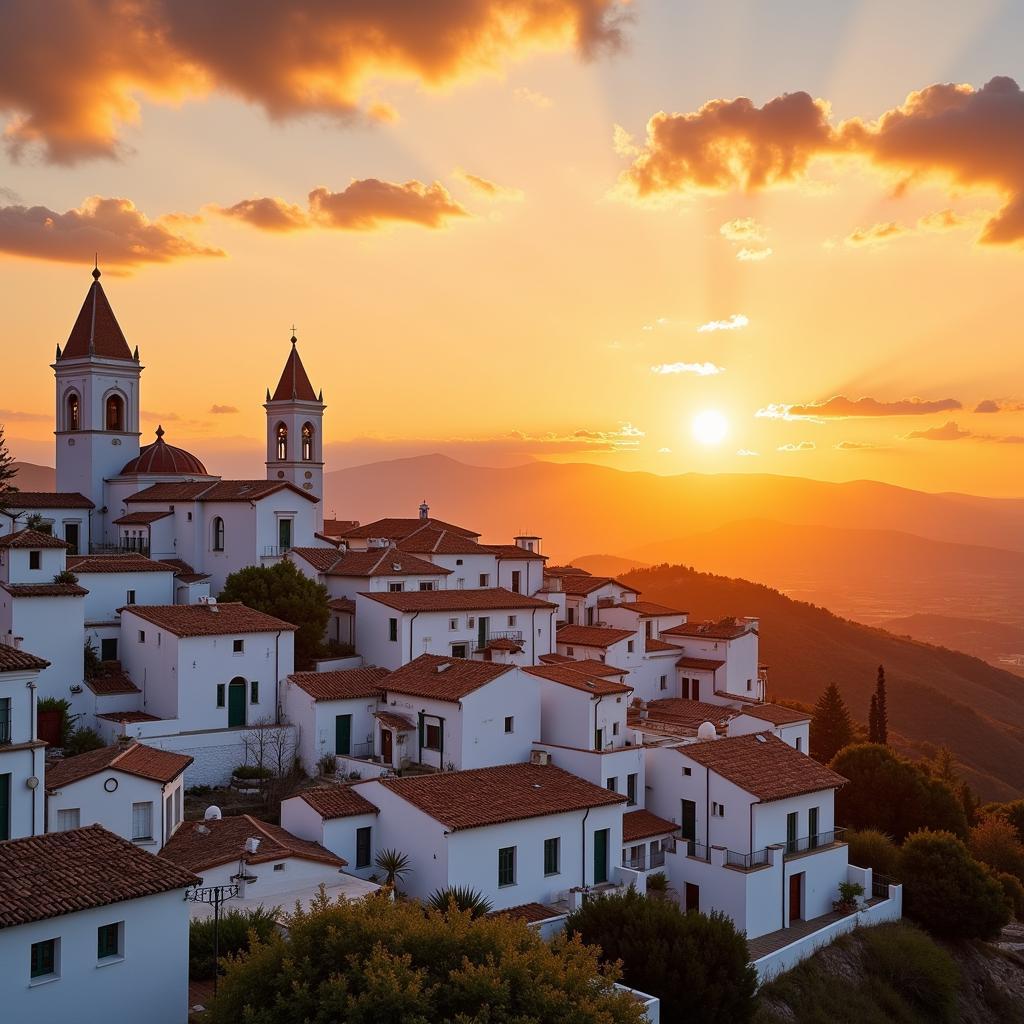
[120,426,209,477]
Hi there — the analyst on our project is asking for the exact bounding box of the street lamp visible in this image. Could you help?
[185,884,240,996]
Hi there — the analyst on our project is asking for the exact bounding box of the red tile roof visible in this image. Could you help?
[298,786,378,820]
[562,658,628,677]
[288,666,388,701]
[482,544,547,561]
[383,653,513,701]
[735,703,810,726]
[558,574,640,597]
[374,710,416,732]
[112,510,174,525]
[328,597,355,614]
[0,825,199,928]
[0,491,94,509]
[623,809,679,843]
[612,601,687,617]
[321,518,359,537]
[84,668,140,695]
[158,558,210,583]
[47,741,192,789]
[125,480,318,504]
[676,656,726,671]
[288,546,346,573]
[120,427,210,476]
[524,663,632,696]
[662,619,754,641]
[545,566,591,577]
[60,274,135,361]
[96,710,163,723]
[644,638,679,653]
[396,528,488,556]
[1,582,88,597]
[379,763,626,831]
[0,527,70,549]
[359,588,555,612]
[123,602,296,636]
[161,815,345,872]
[270,339,319,402]
[0,644,49,672]
[68,554,175,574]
[340,517,480,541]
[676,733,847,802]
[325,548,451,578]
[642,699,734,732]
[556,624,635,648]
[488,902,565,924]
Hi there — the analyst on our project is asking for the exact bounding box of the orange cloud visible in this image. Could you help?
[0,195,224,267]
[0,0,627,163]
[844,221,908,247]
[757,396,961,421]
[456,171,524,201]
[214,197,309,232]
[905,421,972,441]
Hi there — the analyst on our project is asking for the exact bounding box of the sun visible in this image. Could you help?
[692,409,729,446]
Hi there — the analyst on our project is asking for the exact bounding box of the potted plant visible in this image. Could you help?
[832,880,864,914]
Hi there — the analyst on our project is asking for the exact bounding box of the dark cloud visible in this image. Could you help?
[757,396,961,421]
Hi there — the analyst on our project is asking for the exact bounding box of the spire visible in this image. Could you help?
[269,331,319,402]
[60,265,133,361]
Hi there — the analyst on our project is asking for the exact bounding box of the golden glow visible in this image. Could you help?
[692,409,729,446]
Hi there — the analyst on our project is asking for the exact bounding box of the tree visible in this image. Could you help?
[566,888,757,1024]
[846,828,900,879]
[832,744,968,842]
[810,682,854,763]
[0,424,17,512]
[219,560,328,668]
[375,848,411,889]
[981,799,1024,843]
[207,890,646,1024]
[899,829,1009,940]
[427,886,493,918]
[873,664,888,744]
[970,815,1024,883]
[867,693,880,745]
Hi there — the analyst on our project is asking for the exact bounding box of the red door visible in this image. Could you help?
[684,883,699,913]
[381,728,393,765]
[789,873,802,922]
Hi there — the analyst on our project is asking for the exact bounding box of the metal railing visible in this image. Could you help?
[784,827,846,858]
[872,871,898,899]
[725,847,770,870]
[90,540,149,556]
[473,629,523,652]
[622,848,667,872]
[261,545,291,558]
[0,718,11,745]
[684,840,711,862]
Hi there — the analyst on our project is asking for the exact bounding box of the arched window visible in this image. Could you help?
[276,422,288,461]
[66,392,80,431]
[212,516,225,552]
[105,394,124,431]
[301,422,314,461]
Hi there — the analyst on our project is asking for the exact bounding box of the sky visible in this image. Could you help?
[2,0,1024,495]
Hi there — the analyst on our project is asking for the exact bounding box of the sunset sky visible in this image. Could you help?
[2,1,1023,495]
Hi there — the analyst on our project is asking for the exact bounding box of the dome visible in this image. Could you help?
[120,426,209,476]
[696,721,717,741]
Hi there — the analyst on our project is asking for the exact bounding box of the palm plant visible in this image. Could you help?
[427,886,494,918]
[374,848,412,889]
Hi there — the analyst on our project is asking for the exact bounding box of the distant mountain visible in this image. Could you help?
[9,462,56,491]
[621,563,1024,801]
[882,614,1024,677]
[324,455,1024,562]
[570,554,650,576]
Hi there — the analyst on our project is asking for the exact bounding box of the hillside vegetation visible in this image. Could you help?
[622,564,1024,800]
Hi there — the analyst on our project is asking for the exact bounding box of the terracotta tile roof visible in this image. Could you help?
[384,653,513,701]
[379,763,626,831]
[321,518,359,537]
[326,549,451,578]
[482,544,547,561]
[289,666,388,701]
[314,532,344,548]
[556,624,635,648]
[328,597,355,614]
[396,528,488,556]
[735,703,810,726]
[524,663,632,696]
[1,582,88,597]
[125,480,318,504]
[662,618,754,641]
[481,637,522,652]
[47,741,192,789]
[538,653,574,664]
[676,656,726,671]
[289,546,345,573]
[374,710,416,732]
[60,274,135,361]
[0,825,199,928]
[84,668,140,695]
[613,601,687,617]
[0,527,70,549]
[341,517,480,541]
[298,786,379,820]
[96,710,163,723]
[270,339,319,402]
[545,566,591,577]
[644,698,734,732]
[123,602,297,636]
[623,809,680,843]
[0,491,94,509]
[359,588,555,613]
[645,637,679,653]
[68,554,175,574]
[124,481,211,502]
[564,658,629,677]
[0,643,49,672]
[558,574,640,597]
[112,510,174,525]
[676,733,847,802]
[488,902,565,924]
[158,558,210,583]
[161,815,346,873]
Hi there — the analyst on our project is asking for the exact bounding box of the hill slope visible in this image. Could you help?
[621,564,1024,801]
[8,462,57,491]
[883,614,1024,677]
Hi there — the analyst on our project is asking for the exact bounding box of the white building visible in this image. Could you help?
[45,740,192,852]
[281,785,381,879]
[0,491,95,554]
[0,825,197,1024]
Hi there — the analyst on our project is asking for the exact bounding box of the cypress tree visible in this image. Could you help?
[811,682,855,763]
[0,424,17,512]
[875,664,889,744]
[868,692,880,743]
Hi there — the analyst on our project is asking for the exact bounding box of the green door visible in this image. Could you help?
[681,799,697,850]
[279,518,292,552]
[335,714,352,757]
[228,680,247,727]
[0,773,10,841]
[477,616,489,648]
[787,811,799,854]
[594,828,609,885]
[808,806,819,849]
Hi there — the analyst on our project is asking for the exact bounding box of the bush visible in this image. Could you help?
[427,886,493,918]
[233,764,273,780]
[982,799,1024,843]
[189,906,279,980]
[567,887,756,1024]
[970,815,1024,882]
[899,829,1010,940]
[63,727,105,756]
[996,871,1024,918]
[846,828,900,879]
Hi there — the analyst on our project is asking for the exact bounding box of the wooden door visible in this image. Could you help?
[681,799,697,846]
[335,714,352,757]
[593,828,609,884]
[789,873,803,922]
[228,679,247,727]
[478,616,489,648]
[684,882,700,913]
[381,728,393,765]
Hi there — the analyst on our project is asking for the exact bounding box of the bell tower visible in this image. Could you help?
[53,267,142,539]
[264,332,325,527]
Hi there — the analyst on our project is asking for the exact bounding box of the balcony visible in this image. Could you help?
[473,629,523,652]
[784,827,846,859]
[90,540,149,556]
[261,545,291,559]
[622,848,667,872]
[0,718,11,746]
[684,840,770,872]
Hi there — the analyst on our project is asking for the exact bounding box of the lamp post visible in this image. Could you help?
[185,884,240,997]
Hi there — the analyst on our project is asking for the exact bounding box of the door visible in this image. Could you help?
[593,828,609,884]
[64,523,80,555]
[478,616,489,649]
[511,570,521,593]
[684,883,700,913]
[335,714,352,757]
[789,873,803,922]
[381,727,393,765]
[681,799,697,852]
[786,811,799,854]
[228,679,247,727]
[100,638,118,661]
[692,678,700,700]
[808,806,819,850]
[278,518,292,552]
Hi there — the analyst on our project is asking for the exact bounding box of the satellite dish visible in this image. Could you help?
[697,722,717,741]
[204,805,223,821]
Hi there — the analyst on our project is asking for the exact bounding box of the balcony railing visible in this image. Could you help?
[684,840,711,862]
[0,718,11,745]
[622,848,667,872]
[725,847,770,870]
[473,629,523,652]
[872,871,899,899]
[262,545,291,558]
[784,827,846,858]
[90,540,149,556]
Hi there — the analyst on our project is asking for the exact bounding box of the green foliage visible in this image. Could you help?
[837,881,864,905]
[83,637,101,679]
[567,887,756,1024]
[899,829,1010,940]
[219,560,329,669]
[868,664,889,744]
[810,682,854,763]
[427,886,494,918]
[207,890,645,1024]
[833,744,969,841]
[189,906,279,980]
[982,799,1024,843]
[995,871,1024,918]
[37,697,73,744]
[374,848,412,889]
[645,871,669,893]
[846,828,901,878]
[233,764,274,780]
[63,727,105,756]
[0,425,17,507]
[53,569,79,585]
[971,815,1024,881]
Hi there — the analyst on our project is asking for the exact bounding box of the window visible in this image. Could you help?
[659,674,668,691]
[479,573,489,587]
[388,618,398,642]
[250,680,259,704]
[418,581,435,591]
[356,826,372,868]
[424,723,441,751]
[511,570,521,593]
[565,646,575,656]
[125,589,136,606]
[278,517,292,552]
[456,559,463,566]
[0,696,9,745]
[451,643,467,659]
[388,582,404,592]
[56,808,80,831]
[712,802,725,817]
[606,777,618,792]
[795,736,803,752]
[132,802,153,841]
[498,846,516,887]
[97,922,121,960]
[566,607,575,625]
[273,863,285,871]
[30,938,57,980]
[137,629,146,644]
[174,786,182,828]
[449,618,459,631]
[682,766,691,777]
[212,516,225,551]
[29,550,41,570]
[301,422,314,461]
[586,607,594,626]
[786,811,799,853]
[612,721,620,736]
[233,639,244,654]
[594,726,603,750]
[626,773,638,806]
[544,837,560,876]
[165,793,173,840]
[276,422,288,460]
[504,716,514,734]
[66,392,80,431]
[216,684,225,708]
[105,394,124,431]
[627,640,635,653]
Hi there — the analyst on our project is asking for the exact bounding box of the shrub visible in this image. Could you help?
[53,569,79,585]
[996,871,1024,918]
[37,697,73,744]
[899,829,1010,940]
[982,799,1024,843]
[374,848,411,889]
[317,754,336,776]
[970,815,1024,882]
[427,886,493,918]
[63,727,105,756]
[189,906,279,980]
[846,828,900,879]
[233,764,273,780]
[567,887,756,1023]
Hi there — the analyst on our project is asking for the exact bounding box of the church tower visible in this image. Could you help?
[53,267,142,536]
[265,333,325,527]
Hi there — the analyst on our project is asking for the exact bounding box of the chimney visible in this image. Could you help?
[419,499,430,520]
[116,733,134,751]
